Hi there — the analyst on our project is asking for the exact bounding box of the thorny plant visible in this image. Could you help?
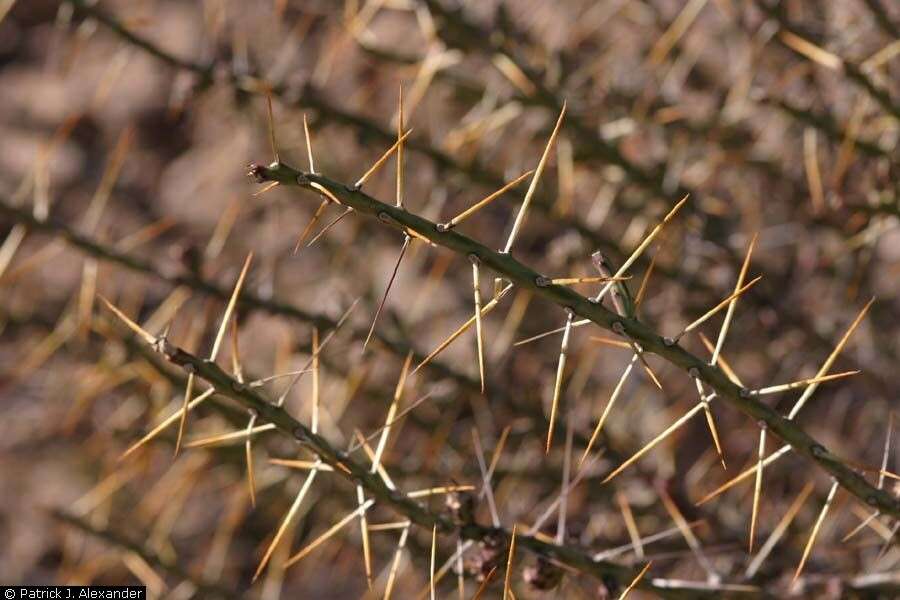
[2,0,900,599]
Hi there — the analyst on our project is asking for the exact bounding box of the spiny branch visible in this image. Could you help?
[102,307,679,597]
[249,160,897,520]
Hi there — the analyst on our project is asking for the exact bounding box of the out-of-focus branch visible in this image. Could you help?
[51,509,239,599]
[861,0,900,38]
[66,0,212,76]
[760,96,890,160]
[417,0,675,197]
[754,0,900,122]
[0,196,334,331]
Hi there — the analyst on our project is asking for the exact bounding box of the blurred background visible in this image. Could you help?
[1,0,898,597]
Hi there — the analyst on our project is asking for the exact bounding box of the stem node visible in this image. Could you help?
[810,444,827,458]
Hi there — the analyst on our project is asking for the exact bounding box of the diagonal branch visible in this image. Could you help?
[107,316,683,597]
[52,509,239,599]
[249,160,896,520]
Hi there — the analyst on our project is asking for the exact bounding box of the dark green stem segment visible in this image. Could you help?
[250,160,899,522]
[149,336,674,596]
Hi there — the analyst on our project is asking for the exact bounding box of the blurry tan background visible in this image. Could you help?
[1,0,899,598]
